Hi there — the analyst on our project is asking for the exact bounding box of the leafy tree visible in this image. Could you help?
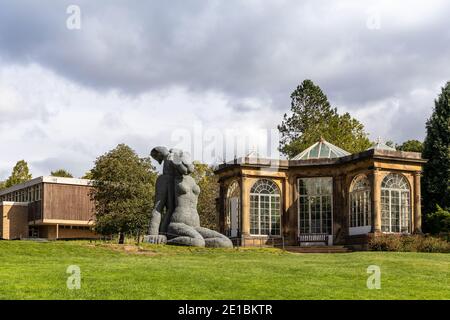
[278,80,371,158]
[0,181,5,190]
[191,162,219,231]
[397,140,423,153]
[385,140,395,148]
[422,82,450,230]
[5,160,32,188]
[81,170,94,180]
[90,144,157,244]
[50,169,73,178]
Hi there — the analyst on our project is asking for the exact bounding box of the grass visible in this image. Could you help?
[0,240,449,300]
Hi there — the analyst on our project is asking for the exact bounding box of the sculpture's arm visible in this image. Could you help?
[148,175,169,235]
[146,196,169,244]
[170,149,194,175]
[148,200,163,235]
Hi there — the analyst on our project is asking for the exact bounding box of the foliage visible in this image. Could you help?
[50,169,73,178]
[369,234,450,253]
[81,170,94,179]
[422,82,450,226]
[0,181,5,190]
[4,160,32,188]
[426,205,450,234]
[1,241,450,299]
[397,140,424,153]
[191,162,219,230]
[90,144,157,243]
[278,79,371,158]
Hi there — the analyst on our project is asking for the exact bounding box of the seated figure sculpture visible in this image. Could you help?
[145,146,233,248]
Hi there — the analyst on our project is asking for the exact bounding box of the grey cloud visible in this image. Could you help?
[31,156,88,178]
[1,0,449,144]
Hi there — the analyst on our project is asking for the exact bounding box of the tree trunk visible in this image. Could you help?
[118,232,125,244]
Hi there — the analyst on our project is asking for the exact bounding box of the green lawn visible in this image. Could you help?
[0,241,449,300]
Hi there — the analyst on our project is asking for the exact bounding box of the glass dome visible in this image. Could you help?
[292,138,351,160]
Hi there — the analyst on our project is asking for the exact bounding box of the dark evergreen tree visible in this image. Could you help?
[422,82,450,232]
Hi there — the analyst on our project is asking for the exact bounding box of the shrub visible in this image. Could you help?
[426,205,450,234]
[417,236,450,253]
[369,234,450,253]
[369,234,403,252]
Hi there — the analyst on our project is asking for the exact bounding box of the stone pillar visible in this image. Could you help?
[372,169,382,233]
[283,176,292,239]
[240,176,250,238]
[413,172,422,234]
[291,175,299,244]
[217,181,225,234]
[333,175,345,240]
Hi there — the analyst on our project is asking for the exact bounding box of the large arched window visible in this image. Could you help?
[381,173,411,233]
[225,181,240,237]
[349,175,371,229]
[250,179,281,236]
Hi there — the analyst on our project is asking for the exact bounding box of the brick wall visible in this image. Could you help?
[1,203,29,239]
[58,227,98,239]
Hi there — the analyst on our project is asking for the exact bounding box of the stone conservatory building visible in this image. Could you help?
[214,139,426,249]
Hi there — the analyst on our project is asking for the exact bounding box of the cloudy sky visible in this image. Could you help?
[0,0,449,179]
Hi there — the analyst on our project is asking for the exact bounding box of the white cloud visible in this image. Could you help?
[0,64,280,179]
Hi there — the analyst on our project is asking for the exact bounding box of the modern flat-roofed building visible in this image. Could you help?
[0,176,98,240]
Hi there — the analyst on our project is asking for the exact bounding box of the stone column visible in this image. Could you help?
[240,176,250,238]
[283,176,292,239]
[413,172,422,234]
[291,175,299,244]
[217,181,225,234]
[372,169,382,233]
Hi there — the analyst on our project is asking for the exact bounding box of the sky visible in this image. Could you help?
[0,0,449,179]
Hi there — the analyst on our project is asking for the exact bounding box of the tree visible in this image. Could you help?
[385,140,395,148]
[0,181,5,190]
[278,80,371,158]
[5,160,32,188]
[191,162,219,230]
[50,169,73,178]
[90,144,157,244]
[81,170,94,180]
[422,82,450,231]
[397,140,423,153]
[426,205,450,234]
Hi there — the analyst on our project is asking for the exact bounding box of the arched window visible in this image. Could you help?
[381,173,411,233]
[250,179,281,236]
[349,175,371,228]
[225,181,240,237]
